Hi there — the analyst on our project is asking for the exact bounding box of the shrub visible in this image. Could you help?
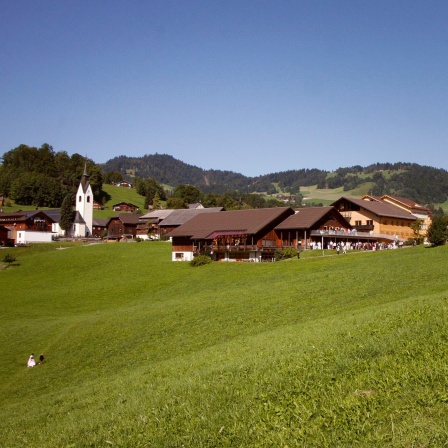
[2,253,17,267]
[190,255,212,267]
[274,247,298,261]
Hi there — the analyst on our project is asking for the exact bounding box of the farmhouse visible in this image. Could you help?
[115,180,132,188]
[167,207,294,262]
[106,213,142,240]
[0,211,54,244]
[274,206,352,249]
[92,218,109,238]
[332,197,416,242]
[112,202,139,212]
[138,209,175,240]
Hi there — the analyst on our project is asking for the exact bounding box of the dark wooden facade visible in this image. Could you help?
[106,214,141,238]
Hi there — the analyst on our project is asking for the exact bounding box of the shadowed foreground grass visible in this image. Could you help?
[1,242,447,447]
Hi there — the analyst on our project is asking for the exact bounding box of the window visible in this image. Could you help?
[366,220,373,226]
[355,220,362,226]
[175,253,184,260]
[79,195,82,202]
[87,196,90,203]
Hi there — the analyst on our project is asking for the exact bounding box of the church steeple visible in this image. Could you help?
[80,163,90,193]
[74,162,93,237]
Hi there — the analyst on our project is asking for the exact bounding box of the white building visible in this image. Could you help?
[74,164,94,237]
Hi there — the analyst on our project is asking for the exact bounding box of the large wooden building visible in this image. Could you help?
[167,207,294,262]
[332,197,416,242]
[274,206,352,249]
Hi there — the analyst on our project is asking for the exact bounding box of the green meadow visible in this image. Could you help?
[1,242,447,447]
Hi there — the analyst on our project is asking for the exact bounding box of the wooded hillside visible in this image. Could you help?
[102,154,448,206]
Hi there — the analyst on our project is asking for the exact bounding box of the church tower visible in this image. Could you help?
[75,163,94,237]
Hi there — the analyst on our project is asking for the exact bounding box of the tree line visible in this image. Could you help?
[0,144,103,208]
[102,154,448,207]
[2,144,448,211]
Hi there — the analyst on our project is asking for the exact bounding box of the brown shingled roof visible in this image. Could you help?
[108,213,142,225]
[275,206,350,230]
[333,197,416,220]
[381,195,431,211]
[159,207,224,227]
[168,207,294,239]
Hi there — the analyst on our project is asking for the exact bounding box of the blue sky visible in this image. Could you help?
[1,0,447,176]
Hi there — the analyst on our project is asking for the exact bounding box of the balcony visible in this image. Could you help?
[194,244,277,255]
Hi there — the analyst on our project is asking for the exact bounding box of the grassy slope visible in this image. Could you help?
[94,184,146,219]
[1,243,447,447]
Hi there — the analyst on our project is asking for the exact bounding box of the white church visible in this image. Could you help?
[71,164,94,237]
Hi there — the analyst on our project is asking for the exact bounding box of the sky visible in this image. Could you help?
[1,0,448,177]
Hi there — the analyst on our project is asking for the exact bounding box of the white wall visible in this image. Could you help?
[16,231,53,244]
[172,251,194,261]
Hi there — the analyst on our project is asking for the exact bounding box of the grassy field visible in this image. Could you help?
[1,242,447,447]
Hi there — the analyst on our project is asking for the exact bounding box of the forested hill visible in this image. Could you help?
[102,154,327,195]
[102,154,448,205]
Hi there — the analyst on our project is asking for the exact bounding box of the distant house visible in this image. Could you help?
[188,203,204,209]
[274,206,352,249]
[92,218,109,238]
[115,181,133,188]
[0,211,55,244]
[159,207,224,238]
[167,207,294,262]
[106,213,142,240]
[138,209,176,239]
[93,201,103,210]
[112,202,139,212]
[332,197,416,242]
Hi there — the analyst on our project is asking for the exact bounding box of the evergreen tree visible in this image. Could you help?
[426,215,448,246]
[60,193,74,234]
[152,192,161,210]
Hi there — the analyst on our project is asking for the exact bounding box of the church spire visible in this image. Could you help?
[80,163,90,193]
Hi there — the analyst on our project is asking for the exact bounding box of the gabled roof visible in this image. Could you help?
[108,213,142,225]
[380,195,431,212]
[139,209,175,221]
[332,197,416,220]
[42,209,61,222]
[72,211,86,224]
[159,207,224,227]
[275,206,350,230]
[112,202,139,208]
[0,210,55,223]
[92,218,109,227]
[361,194,383,202]
[168,207,294,239]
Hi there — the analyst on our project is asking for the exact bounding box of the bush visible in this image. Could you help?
[2,253,17,267]
[190,255,212,267]
[274,247,298,261]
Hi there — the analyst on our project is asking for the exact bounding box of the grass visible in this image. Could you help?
[1,241,448,447]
